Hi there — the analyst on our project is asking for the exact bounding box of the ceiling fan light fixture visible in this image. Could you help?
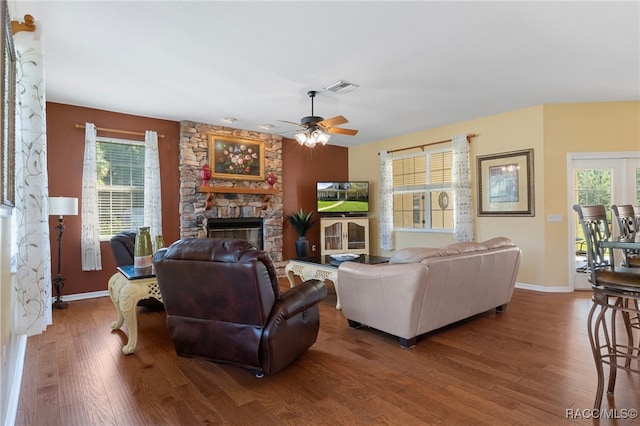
[318,131,331,145]
[296,128,331,148]
[295,132,307,145]
[323,80,359,94]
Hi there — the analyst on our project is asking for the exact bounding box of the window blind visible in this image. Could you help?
[96,139,145,238]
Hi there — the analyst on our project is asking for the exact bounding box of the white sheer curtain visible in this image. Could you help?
[379,150,394,250]
[13,26,52,335]
[452,134,475,242]
[81,123,102,270]
[143,130,162,245]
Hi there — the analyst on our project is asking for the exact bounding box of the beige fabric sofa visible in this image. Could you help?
[337,237,521,348]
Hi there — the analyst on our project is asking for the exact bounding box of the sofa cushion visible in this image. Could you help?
[482,237,515,249]
[445,241,488,253]
[390,247,459,264]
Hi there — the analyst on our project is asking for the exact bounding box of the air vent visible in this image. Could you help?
[323,80,359,94]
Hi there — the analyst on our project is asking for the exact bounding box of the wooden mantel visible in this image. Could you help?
[198,186,278,210]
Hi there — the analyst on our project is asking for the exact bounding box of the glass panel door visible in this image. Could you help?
[324,221,343,251]
[570,155,640,290]
[347,221,366,250]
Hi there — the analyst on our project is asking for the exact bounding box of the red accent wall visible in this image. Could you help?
[281,141,348,259]
[46,102,348,295]
[46,102,181,296]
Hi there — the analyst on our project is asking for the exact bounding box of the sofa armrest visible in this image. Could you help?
[275,279,328,319]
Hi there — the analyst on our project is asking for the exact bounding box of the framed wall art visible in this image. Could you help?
[208,134,265,181]
[477,148,534,216]
[1,2,16,207]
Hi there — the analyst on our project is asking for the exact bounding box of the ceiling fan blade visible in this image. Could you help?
[274,128,299,135]
[319,115,348,128]
[326,127,358,136]
[278,119,306,128]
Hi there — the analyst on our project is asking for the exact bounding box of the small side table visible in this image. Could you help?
[108,267,163,355]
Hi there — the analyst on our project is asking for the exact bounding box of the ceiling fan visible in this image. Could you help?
[280,90,358,147]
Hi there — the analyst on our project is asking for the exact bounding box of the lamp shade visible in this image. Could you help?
[49,197,78,216]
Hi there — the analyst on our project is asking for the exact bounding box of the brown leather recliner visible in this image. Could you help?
[152,238,327,377]
[109,230,138,267]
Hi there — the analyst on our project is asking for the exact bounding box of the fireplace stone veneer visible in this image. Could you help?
[179,121,285,275]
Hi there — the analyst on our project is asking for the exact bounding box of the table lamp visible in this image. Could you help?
[49,196,79,309]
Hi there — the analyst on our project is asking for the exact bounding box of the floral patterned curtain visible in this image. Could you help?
[81,123,102,270]
[379,150,394,250]
[143,130,162,247]
[13,26,52,335]
[452,134,475,242]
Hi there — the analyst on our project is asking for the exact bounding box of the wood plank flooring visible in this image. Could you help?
[15,281,640,425]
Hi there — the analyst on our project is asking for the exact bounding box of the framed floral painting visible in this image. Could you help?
[208,134,265,181]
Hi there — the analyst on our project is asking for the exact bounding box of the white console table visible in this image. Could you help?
[285,260,341,310]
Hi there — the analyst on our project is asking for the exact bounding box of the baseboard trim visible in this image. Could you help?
[4,334,27,426]
[52,290,109,304]
[515,282,572,293]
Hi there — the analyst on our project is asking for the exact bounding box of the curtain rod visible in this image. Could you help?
[74,124,165,139]
[382,133,477,155]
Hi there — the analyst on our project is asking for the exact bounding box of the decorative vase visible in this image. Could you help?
[154,235,165,252]
[266,172,276,188]
[134,227,153,268]
[295,238,309,258]
[200,164,211,187]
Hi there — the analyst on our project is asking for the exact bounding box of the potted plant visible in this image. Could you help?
[286,208,316,257]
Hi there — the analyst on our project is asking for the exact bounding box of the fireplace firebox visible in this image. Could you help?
[207,218,264,250]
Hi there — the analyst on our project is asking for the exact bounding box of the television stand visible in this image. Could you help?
[319,217,369,256]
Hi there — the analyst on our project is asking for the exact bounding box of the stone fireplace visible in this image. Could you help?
[178,120,285,275]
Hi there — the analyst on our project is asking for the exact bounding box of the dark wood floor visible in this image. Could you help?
[15,281,640,425]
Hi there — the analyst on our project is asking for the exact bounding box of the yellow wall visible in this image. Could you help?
[349,101,640,289]
[542,101,640,288]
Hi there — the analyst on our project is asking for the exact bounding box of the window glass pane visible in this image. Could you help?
[430,190,453,229]
[393,192,425,229]
[393,156,426,187]
[97,140,145,238]
[574,169,611,206]
[573,168,613,240]
[430,151,452,184]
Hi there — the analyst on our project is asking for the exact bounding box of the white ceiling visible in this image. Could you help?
[11,1,640,147]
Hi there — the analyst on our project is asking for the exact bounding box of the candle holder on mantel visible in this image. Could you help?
[200,164,211,186]
[266,172,276,188]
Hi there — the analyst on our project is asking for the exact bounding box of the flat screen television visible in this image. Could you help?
[316,181,369,216]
